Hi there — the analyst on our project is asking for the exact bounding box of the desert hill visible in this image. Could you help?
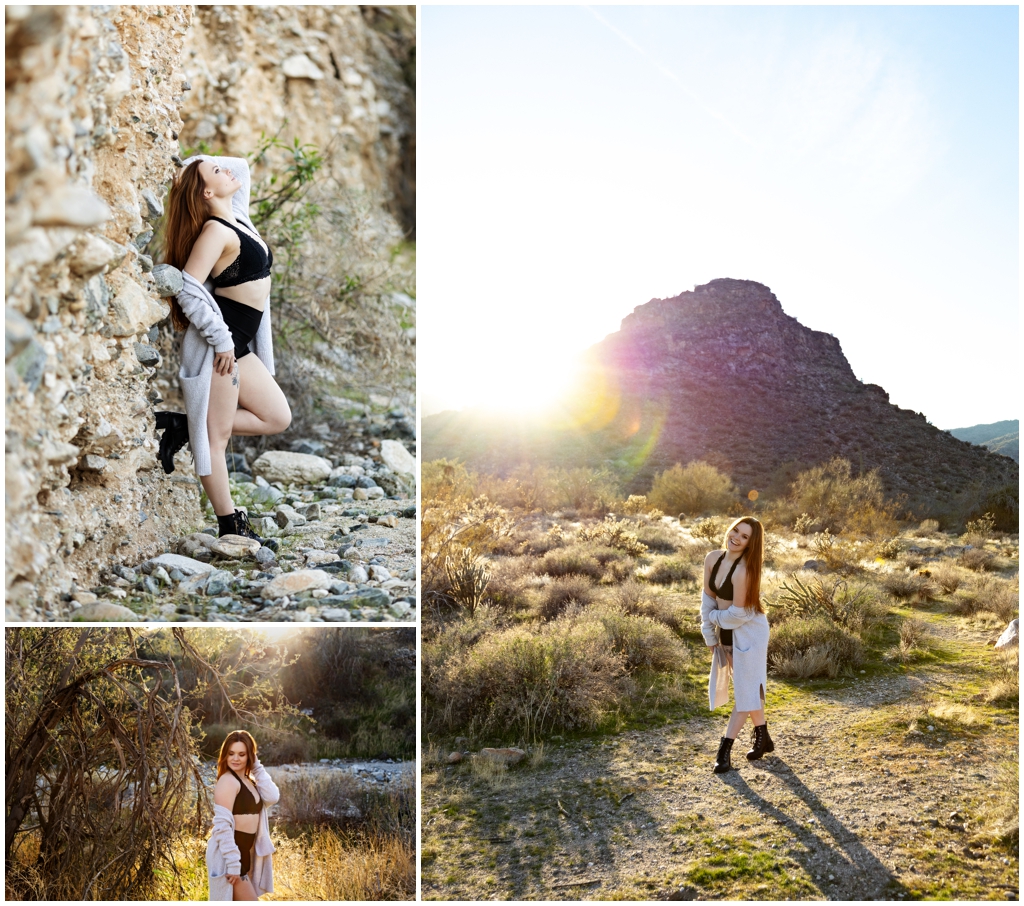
[949,420,1019,462]
[424,279,1017,525]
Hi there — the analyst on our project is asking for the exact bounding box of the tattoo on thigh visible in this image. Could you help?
[231,363,239,387]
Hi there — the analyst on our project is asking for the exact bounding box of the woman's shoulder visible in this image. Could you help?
[704,548,725,564]
[215,771,241,792]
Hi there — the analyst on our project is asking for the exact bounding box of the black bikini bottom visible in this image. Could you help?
[214,294,264,360]
[234,829,256,876]
[720,628,733,646]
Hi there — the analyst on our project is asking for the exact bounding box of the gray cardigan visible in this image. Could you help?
[175,155,275,477]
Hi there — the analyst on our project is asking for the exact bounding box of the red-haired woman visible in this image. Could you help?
[207,730,280,901]
[157,155,291,541]
[700,516,772,773]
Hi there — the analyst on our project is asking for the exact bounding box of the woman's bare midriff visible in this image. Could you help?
[213,276,270,311]
[234,812,259,834]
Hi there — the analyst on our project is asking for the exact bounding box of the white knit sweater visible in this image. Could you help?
[175,155,275,477]
[701,591,770,712]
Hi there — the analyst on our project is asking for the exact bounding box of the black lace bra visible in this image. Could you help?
[228,768,262,815]
[208,216,273,288]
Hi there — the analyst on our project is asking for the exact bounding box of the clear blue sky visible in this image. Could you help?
[418,5,1018,429]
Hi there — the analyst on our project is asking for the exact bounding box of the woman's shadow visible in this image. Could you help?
[717,757,909,900]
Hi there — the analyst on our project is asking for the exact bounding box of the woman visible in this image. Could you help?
[207,730,280,901]
[158,155,291,541]
[700,516,773,773]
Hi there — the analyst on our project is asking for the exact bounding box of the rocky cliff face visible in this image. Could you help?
[423,279,1017,522]
[5,6,414,619]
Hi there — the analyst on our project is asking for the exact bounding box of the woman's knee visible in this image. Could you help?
[270,403,292,435]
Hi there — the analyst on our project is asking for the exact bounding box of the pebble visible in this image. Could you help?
[72,602,140,621]
[144,553,215,576]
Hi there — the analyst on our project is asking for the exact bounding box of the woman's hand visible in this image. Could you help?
[226,874,240,886]
[214,350,235,376]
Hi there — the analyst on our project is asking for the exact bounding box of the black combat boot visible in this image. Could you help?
[713,737,735,774]
[746,723,775,761]
[217,510,265,546]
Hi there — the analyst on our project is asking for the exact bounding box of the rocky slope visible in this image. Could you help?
[423,279,1017,523]
[5,6,415,618]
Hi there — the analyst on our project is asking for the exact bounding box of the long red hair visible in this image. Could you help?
[216,730,257,780]
[722,516,764,612]
[160,161,212,330]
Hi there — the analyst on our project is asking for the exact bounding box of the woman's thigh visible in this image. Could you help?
[237,354,290,432]
[232,875,258,901]
[208,364,241,447]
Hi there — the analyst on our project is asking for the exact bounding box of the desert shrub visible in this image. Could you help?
[588,602,687,672]
[881,571,935,601]
[611,580,684,632]
[962,512,997,547]
[786,458,896,536]
[885,616,932,663]
[484,556,534,611]
[691,517,724,544]
[538,546,605,580]
[520,523,568,556]
[811,529,860,573]
[648,461,737,516]
[771,575,880,633]
[875,537,904,560]
[444,546,491,615]
[422,605,502,680]
[914,519,941,537]
[538,575,596,620]
[768,616,864,678]
[620,494,651,515]
[955,576,1019,622]
[643,557,697,586]
[983,648,1020,707]
[794,513,821,535]
[634,522,681,553]
[421,491,516,605]
[958,547,996,572]
[428,620,628,738]
[931,561,963,595]
[899,551,925,571]
[578,516,649,557]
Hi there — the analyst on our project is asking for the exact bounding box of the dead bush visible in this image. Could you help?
[277,771,363,826]
[786,457,897,536]
[885,616,932,663]
[634,522,681,554]
[588,602,687,673]
[956,576,1019,622]
[538,546,605,580]
[643,557,697,586]
[538,575,596,620]
[959,547,996,572]
[914,519,941,537]
[881,571,935,601]
[768,616,864,678]
[484,557,534,611]
[611,580,684,632]
[931,561,963,595]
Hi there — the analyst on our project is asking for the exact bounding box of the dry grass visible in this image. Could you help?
[885,616,932,663]
[538,575,596,620]
[267,827,415,900]
[959,547,997,572]
[881,570,935,601]
[931,560,964,595]
[954,575,1019,622]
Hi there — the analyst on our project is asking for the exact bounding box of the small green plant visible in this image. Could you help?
[772,575,876,631]
[445,547,491,615]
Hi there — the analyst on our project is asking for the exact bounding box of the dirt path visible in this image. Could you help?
[422,647,1018,900]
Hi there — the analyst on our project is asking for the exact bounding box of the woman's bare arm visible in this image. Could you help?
[183,222,236,375]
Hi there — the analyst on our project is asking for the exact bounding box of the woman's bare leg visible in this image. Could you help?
[201,361,241,517]
[231,353,291,437]
[725,709,750,739]
[232,875,258,901]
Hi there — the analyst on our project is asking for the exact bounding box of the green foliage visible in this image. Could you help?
[785,457,896,536]
[692,517,724,544]
[445,547,491,615]
[768,616,864,678]
[648,461,737,516]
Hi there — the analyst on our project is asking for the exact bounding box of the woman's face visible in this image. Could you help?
[726,522,753,555]
[226,741,250,773]
[197,159,238,200]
